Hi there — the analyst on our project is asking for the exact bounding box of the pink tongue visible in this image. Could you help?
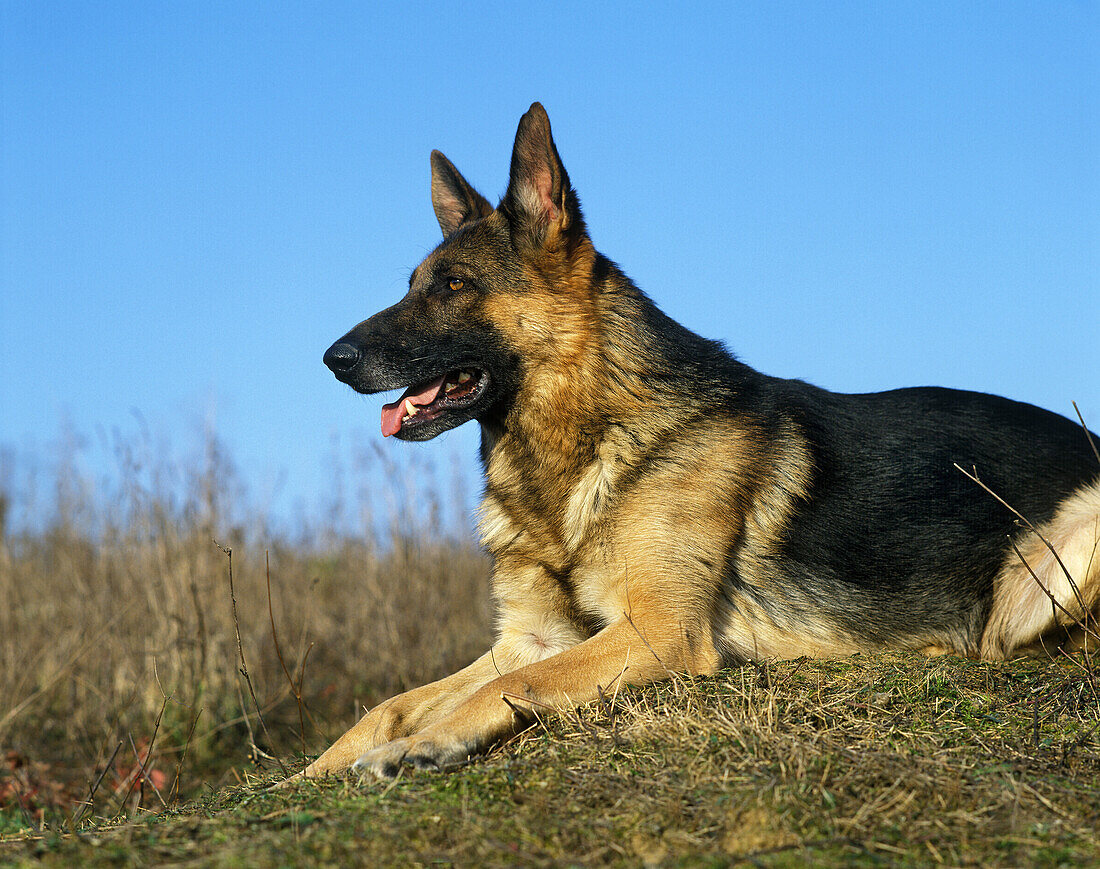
[380,375,448,437]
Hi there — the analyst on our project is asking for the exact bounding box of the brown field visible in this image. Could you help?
[0,430,492,822]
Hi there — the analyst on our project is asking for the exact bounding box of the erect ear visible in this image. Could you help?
[502,102,584,247]
[430,150,494,237]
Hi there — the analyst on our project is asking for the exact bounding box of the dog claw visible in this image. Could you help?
[411,755,442,771]
[353,743,409,780]
[352,733,472,779]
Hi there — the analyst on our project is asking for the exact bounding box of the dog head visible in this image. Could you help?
[324,103,598,441]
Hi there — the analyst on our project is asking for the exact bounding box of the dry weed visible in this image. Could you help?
[0,428,491,820]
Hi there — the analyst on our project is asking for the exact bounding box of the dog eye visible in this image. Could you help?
[447,277,465,292]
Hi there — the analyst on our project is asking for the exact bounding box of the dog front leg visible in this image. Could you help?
[299,615,585,777]
[298,648,507,778]
[354,614,719,778]
[296,562,587,779]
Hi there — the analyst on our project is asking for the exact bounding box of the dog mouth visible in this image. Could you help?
[380,368,490,437]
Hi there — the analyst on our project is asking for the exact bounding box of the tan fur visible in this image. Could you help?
[981,478,1100,659]
[714,427,864,659]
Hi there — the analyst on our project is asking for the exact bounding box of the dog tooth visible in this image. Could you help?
[458,371,471,383]
[404,399,419,417]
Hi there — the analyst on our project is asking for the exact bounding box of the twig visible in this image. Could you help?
[1055,648,1100,711]
[622,610,674,677]
[1007,538,1100,645]
[69,740,123,830]
[217,541,287,775]
[955,464,1092,636]
[377,765,404,799]
[596,677,628,746]
[170,705,204,803]
[234,678,259,764]
[265,550,309,757]
[1072,402,1100,467]
[295,642,318,731]
[499,690,558,713]
[116,694,168,818]
[128,732,168,810]
[496,692,546,748]
[954,466,1091,616]
[609,653,630,709]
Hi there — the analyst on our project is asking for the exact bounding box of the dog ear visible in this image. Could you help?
[431,151,493,237]
[503,102,584,247]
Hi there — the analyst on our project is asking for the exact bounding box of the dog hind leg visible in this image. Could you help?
[981,479,1100,659]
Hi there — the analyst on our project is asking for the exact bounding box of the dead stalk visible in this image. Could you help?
[218,541,287,775]
[128,732,168,810]
[169,705,204,803]
[69,740,123,830]
[1072,402,1100,467]
[1007,538,1100,648]
[265,550,310,757]
[115,694,168,818]
[955,463,1095,653]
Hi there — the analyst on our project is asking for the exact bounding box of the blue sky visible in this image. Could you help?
[2,2,1098,529]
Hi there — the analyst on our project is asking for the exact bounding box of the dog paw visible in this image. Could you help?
[353,733,474,779]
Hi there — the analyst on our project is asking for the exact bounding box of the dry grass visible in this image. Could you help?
[3,655,1097,866]
[0,429,492,822]
[581,656,1100,864]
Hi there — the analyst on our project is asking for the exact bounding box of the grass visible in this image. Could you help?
[1,428,1098,865]
[2,654,1098,866]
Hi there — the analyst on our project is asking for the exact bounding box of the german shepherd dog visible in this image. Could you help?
[308,103,1100,779]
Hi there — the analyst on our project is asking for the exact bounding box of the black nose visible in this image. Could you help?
[324,342,360,372]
